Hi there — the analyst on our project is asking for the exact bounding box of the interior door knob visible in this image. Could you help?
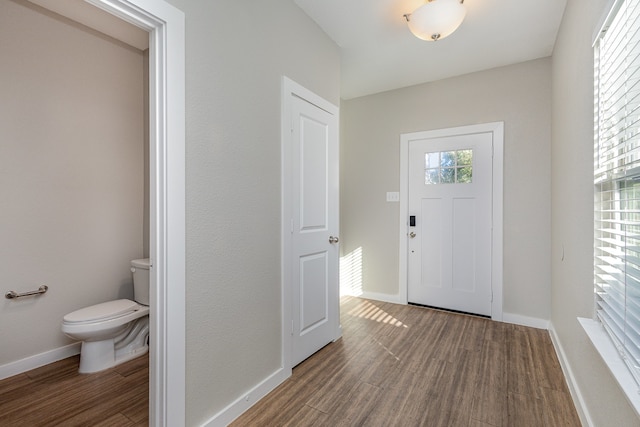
[329,236,339,244]
[409,232,416,238]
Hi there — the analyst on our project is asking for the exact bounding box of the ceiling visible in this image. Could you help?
[29,0,566,100]
[294,0,567,100]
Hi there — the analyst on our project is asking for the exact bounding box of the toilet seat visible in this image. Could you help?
[63,299,141,324]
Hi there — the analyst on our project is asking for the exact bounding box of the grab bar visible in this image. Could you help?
[5,285,48,299]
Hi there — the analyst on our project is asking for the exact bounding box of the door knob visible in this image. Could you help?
[329,236,340,244]
[409,232,416,238]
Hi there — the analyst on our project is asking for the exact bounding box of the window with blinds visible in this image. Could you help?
[594,0,640,385]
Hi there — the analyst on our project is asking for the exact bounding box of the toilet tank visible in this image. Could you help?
[130,258,151,306]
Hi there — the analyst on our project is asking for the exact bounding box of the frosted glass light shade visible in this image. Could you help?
[407,0,466,41]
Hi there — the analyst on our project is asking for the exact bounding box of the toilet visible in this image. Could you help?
[62,258,151,373]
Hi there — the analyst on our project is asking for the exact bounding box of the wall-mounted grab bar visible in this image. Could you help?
[5,285,48,299]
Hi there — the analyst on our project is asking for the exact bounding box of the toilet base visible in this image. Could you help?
[78,317,149,373]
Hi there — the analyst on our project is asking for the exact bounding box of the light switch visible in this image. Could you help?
[386,192,400,202]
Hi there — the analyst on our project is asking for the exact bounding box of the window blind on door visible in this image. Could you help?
[595,0,640,386]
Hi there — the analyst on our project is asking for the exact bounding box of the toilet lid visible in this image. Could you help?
[63,299,139,323]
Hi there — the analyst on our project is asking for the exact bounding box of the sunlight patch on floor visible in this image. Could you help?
[346,298,408,328]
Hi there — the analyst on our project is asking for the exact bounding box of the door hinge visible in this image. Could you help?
[291,219,294,234]
[291,319,294,336]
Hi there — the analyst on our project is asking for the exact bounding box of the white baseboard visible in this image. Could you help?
[0,342,81,380]
[502,312,550,329]
[201,366,290,427]
[549,323,594,427]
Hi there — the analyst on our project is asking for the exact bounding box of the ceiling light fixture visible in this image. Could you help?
[403,0,466,42]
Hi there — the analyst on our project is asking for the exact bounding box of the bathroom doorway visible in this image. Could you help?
[82,2,186,423]
[0,0,185,425]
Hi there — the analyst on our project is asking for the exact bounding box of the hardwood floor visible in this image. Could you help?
[0,352,148,426]
[232,296,581,427]
[0,297,579,426]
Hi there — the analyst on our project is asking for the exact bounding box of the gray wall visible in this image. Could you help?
[0,0,145,366]
[160,0,341,424]
[341,58,552,322]
[551,0,639,424]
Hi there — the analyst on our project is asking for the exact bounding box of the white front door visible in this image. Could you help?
[285,81,340,367]
[407,131,493,316]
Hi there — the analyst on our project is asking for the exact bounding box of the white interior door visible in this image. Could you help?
[407,132,493,316]
[289,90,340,367]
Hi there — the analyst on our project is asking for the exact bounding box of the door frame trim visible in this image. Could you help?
[398,122,503,321]
[87,1,186,424]
[281,77,340,374]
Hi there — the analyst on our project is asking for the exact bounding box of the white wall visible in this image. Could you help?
[341,58,552,322]
[550,0,640,424]
[161,0,341,424]
[0,0,145,367]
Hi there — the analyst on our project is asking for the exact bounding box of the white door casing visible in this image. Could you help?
[399,122,503,320]
[86,1,186,425]
[282,77,341,370]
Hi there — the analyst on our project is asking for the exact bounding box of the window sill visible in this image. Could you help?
[578,317,640,417]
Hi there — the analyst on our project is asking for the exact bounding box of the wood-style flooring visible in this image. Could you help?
[232,296,581,427]
[0,296,580,426]
[0,352,148,426]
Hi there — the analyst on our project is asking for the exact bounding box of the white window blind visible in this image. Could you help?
[595,0,640,385]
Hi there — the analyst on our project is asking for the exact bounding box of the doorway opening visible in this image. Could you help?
[70,1,185,424]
